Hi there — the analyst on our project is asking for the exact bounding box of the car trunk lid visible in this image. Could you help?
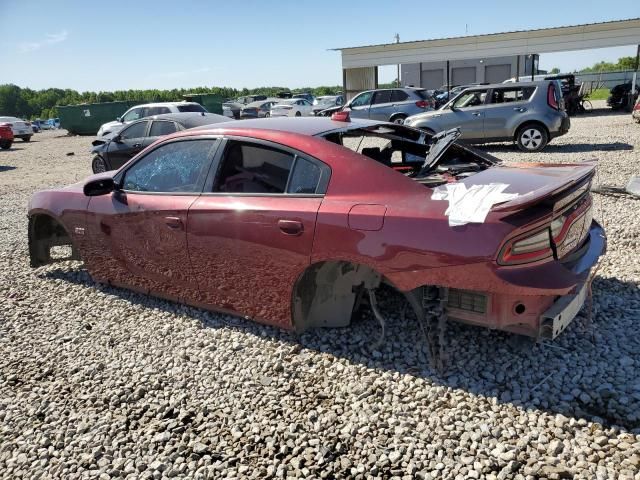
[460,161,596,213]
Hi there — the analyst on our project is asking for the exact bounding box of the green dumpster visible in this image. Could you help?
[183,93,224,115]
[57,101,135,135]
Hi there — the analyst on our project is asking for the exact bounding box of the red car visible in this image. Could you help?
[28,116,605,356]
[0,123,14,149]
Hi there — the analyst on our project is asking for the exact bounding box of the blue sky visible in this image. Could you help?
[0,0,638,91]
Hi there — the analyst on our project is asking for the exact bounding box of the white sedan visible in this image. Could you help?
[269,99,313,117]
[0,116,33,141]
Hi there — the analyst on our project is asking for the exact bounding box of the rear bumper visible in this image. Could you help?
[445,220,606,338]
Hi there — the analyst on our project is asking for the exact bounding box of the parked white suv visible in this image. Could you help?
[0,116,33,141]
[96,102,207,137]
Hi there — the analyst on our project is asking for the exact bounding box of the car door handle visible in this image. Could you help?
[278,219,303,236]
[133,143,142,148]
[513,107,527,112]
[164,216,183,229]
[472,112,483,117]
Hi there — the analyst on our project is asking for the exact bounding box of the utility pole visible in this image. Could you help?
[395,33,400,87]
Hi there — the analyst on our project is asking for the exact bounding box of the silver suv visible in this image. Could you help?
[342,88,434,124]
[404,81,570,152]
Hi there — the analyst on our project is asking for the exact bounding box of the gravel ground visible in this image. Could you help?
[1,105,640,479]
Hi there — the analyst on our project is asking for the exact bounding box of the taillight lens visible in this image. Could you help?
[415,100,429,109]
[634,102,640,111]
[547,83,559,110]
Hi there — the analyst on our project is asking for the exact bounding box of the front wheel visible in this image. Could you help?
[391,115,407,124]
[581,100,593,113]
[22,136,32,142]
[295,111,301,117]
[516,125,548,152]
[92,155,108,174]
[0,141,11,150]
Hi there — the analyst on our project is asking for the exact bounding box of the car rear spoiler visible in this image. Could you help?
[492,161,597,212]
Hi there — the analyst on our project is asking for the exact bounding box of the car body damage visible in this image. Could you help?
[28,116,606,366]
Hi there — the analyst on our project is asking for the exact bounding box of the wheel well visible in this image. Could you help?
[390,113,408,121]
[28,214,79,267]
[514,121,549,142]
[291,261,385,333]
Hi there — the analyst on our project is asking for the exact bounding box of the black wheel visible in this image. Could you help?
[0,141,11,150]
[265,112,270,118]
[92,155,108,174]
[295,111,301,117]
[516,124,548,152]
[391,114,407,124]
[22,136,32,142]
[581,100,593,113]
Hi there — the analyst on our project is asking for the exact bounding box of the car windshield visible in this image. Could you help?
[317,97,336,105]
[177,104,207,113]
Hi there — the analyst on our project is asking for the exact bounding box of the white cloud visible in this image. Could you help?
[20,30,68,52]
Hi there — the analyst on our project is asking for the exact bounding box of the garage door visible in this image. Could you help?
[485,64,512,83]
[451,67,476,86]
[421,69,444,89]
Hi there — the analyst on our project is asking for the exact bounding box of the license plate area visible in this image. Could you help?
[540,281,589,339]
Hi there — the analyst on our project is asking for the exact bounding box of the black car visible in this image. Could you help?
[607,82,640,110]
[90,112,230,173]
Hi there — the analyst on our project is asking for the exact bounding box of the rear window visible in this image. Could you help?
[150,121,178,137]
[413,89,431,100]
[177,104,207,113]
[373,91,393,104]
[391,90,409,102]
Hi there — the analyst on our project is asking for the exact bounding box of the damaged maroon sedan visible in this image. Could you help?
[28,115,605,360]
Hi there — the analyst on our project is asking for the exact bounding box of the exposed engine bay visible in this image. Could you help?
[321,124,496,187]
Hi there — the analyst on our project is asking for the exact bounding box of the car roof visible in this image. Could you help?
[245,98,280,107]
[461,81,546,89]
[190,116,383,136]
[128,101,201,109]
[132,112,231,128]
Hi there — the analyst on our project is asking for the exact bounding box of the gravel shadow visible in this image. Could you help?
[40,267,640,433]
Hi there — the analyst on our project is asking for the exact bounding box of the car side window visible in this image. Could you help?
[123,140,218,193]
[453,90,488,109]
[213,141,294,194]
[287,157,322,194]
[491,87,536,103]
[120,121,147,140]
[390,90,409,102]
[373,91,392,104]
[122,108,142,122]
[350,92,373,108]
[149,121,178,137]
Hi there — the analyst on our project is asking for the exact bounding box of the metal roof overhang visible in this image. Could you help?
[336,18,640,68]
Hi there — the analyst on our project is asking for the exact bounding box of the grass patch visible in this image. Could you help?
[586,88,610,100]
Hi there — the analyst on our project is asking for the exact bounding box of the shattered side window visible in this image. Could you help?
[287,157,322,194]
[123,140,217,193]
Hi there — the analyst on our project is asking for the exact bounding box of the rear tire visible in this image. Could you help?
[516,124,548,152]
[295,111,301,117]
[0,141,11,150]
[22,136,32,142]
[391,114,407,124]
[92,155,108,174]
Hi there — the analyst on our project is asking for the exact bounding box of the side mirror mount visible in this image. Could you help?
[116,116,122,122]
[84,177,116,197]
[113,134,123,143]
[449,103,457,111]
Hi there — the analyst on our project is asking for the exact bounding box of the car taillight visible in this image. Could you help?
[547,83,559,110]
[634,101,640,111]
[415,100,429,109]
[499,204,587,265]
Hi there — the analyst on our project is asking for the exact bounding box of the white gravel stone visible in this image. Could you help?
[1,108,639,479]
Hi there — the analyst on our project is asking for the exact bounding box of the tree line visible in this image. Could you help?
[0,84,344,120]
